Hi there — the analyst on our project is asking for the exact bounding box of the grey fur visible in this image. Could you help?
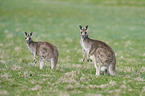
[24,32,58,69]
[79,25,116,76]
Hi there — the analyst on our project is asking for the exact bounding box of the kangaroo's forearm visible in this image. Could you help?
[87,45,91,59]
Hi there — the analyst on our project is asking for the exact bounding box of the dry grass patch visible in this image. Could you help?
[0,90,9,96]
[11,64,22,70]
[134,77,145,82]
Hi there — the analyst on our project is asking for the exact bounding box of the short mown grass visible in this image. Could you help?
[0,0,145,96]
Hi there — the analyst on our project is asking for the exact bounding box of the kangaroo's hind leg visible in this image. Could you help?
[39,59,44,69]
[96,62,101,76]
[51,57,58,69]
[39,56,46,69]
[92,55,101,76]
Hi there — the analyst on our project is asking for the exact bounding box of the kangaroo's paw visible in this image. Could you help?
[33,59,37,63]
[87,59,92,62]
[89,59,92,62]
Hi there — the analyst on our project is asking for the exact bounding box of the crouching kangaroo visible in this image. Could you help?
[79,25,116,76]
[24,32,59,69]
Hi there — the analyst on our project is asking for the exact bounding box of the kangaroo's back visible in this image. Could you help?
[36,42,58,58]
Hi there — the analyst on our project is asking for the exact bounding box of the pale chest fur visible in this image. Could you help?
[80,40,89,52]
[27,44,35,54]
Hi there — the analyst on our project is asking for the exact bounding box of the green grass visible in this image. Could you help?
[0,0,145,96]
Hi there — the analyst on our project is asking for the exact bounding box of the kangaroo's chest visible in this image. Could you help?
[27,44,35,53]
[80,40,89,52]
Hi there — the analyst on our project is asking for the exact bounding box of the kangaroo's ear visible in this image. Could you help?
[29,32,33,37]
[24,32,28,36]
[85,25,88,31]
[79,25,83,30]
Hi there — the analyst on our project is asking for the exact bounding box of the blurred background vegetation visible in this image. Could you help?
[0,0,145,96]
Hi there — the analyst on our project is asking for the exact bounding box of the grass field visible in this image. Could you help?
[0,0,145,96]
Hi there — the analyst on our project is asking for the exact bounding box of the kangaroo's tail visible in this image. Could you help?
[109,51,116,76]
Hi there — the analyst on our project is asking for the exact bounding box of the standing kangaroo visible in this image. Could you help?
[79,25,116,76]
[24,32,59,69]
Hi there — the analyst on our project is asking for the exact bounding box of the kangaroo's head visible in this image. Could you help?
[79,25,88,38]
[24,32,33,44]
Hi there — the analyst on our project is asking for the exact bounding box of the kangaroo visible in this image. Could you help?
[79,25,116,76]
[24,32,59,69]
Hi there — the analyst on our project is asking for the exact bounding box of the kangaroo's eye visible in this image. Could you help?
[29,38,31,40]
[25,37,27,39]
[81,32,82,34]
[85,32,87,34]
